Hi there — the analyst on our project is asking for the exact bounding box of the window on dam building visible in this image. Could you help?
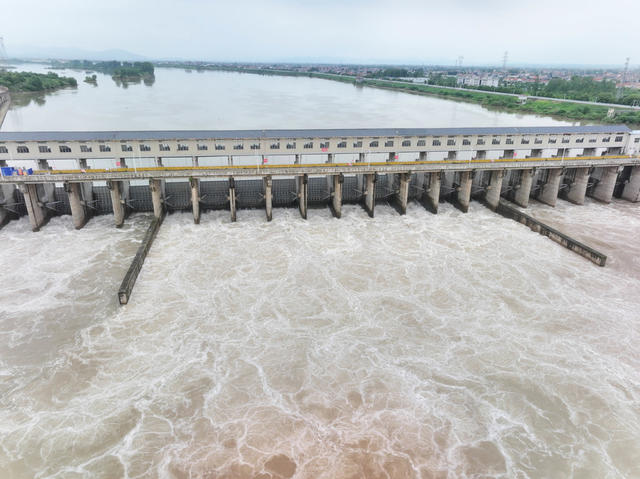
[80,145,92,153]
[39,146,51,153]
[121,144,132,152]
[17,146,29,153]
[0,146,8,153]
[140,144,151,152]
[197,144,208,151]
[369,140,378,147]
[59,145,72,153]
[178,144,189,151]
[99,144,111,152]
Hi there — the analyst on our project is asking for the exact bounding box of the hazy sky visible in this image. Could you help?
[2,0,639,66]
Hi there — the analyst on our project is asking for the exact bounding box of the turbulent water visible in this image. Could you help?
[1,200,639,478]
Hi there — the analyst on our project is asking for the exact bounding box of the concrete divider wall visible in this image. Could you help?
[118,210,166,305]
[494,200,607,266]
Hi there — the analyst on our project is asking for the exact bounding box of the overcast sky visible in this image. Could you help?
[2,0,639,66]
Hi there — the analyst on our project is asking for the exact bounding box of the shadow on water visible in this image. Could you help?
[113,75,156,88]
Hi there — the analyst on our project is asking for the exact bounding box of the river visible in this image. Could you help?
[0,64,639,479]
[2,63,571,131]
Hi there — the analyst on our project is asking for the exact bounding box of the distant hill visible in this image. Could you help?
[8,45,147,62]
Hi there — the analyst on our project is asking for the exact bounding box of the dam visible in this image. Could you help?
[1,125,640,233]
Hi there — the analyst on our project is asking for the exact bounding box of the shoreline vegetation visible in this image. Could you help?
[53,60,155,83]
[0,71,77,93]
[163,64,640,126]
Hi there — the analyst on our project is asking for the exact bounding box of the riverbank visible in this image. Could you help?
[191,66,640,127]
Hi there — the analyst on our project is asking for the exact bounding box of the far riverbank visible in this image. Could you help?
[174,65,640,127]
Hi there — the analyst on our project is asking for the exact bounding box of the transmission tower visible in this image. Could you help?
[0,37,7,68]
[617,57,630,100]
[502,51,508,71]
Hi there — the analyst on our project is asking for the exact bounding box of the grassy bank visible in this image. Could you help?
[0,71,77,93]
[201,66,640,126]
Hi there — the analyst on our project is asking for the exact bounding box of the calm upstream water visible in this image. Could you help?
[2,63,571,131]
[1,65,639,479]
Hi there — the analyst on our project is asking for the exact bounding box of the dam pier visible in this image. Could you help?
[1,126,640,232]
[1,125,639,299]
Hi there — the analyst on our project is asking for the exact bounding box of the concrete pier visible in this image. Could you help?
[455,171,473,213]
[363,173,376,218]
[107,180,129,228]
[514,169,533,207]
[392,172,410,215]
[622,166,640,202]
[264,175,273,221]
[563,167,589,205]
[190,178,200,224]
[229,177,237,222]
[149,179,164,218]
[421,172,440,214]
[297,174,308,219]
[65,182,90,229]
[0,184,15,228]
[19,184,49,232]
[330,174,343,218]
[485,170,504,211]
[590,166,618,203]
[538,168,562,207]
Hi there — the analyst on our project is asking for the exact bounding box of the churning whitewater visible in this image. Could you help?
[1,201,639,478]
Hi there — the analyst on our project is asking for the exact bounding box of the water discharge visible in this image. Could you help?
[1,200,639,478]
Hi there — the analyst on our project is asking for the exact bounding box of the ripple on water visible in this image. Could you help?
[0,202,639,478]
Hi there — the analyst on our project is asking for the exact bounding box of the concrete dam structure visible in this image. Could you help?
[1,125,640,233]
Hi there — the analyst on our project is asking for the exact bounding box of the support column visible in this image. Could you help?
[590,166,618,204]
[0,184,16,228]
[107,180,128,228]
[393,172,410,215]
[294,154,301,165]
[155,157,163,167]
[538,168,562,207]
[149,179,164,218]
[229,177,237,222]
[264,176,273,221]
[565,167,589,205]
[192,156,199,167]
[330,174,343,218]
[421,172,440,214]
[297,174,308,219]
[37,159,50,170]
[327,153,334,163]
[514,169,533,208]
[363,173,376,218]
[455,171,473,213]
[65,182,89,229]
[190,177,200,224]
[358,152,365,163]
[19,184,49,232]
[485,170,504,211]
[622,166,640,202]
